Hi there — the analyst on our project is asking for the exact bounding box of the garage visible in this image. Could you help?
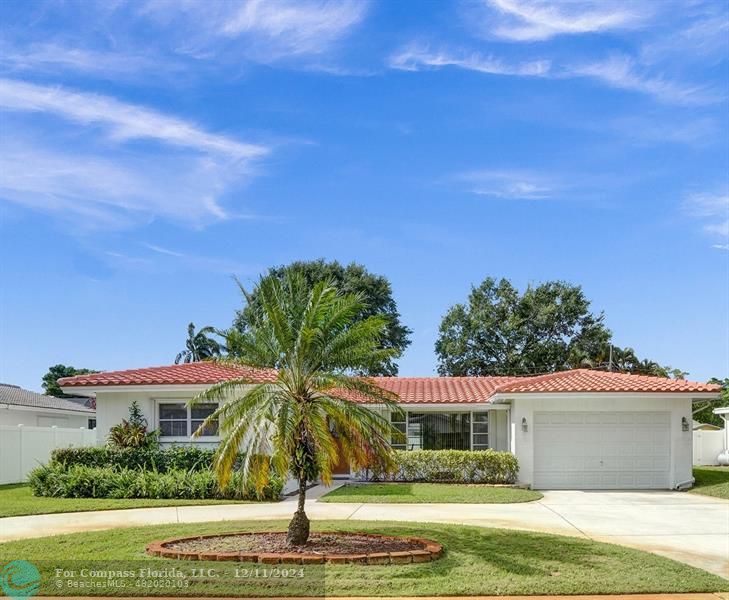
[533,411,671,489]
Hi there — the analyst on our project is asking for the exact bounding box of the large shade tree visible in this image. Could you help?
[436,277,682,377]
[42,364,98,398]
[231,259,411,376]
[192,274,401,545]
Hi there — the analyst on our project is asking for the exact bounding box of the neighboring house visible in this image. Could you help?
[0,383,96,429]
[59,364,720,490]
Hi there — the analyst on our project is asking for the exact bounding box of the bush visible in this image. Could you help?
[51,446,221,473]
[361,449,518,484]
[28,463,282,501]
[107,400,159,449]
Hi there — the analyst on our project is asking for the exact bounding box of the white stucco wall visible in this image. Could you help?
[0,405,92,429]
[506,394,693,489]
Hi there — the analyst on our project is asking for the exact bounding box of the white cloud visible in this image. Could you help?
[712,244,729,251]
[567,55,718,105]
[482,0,649,41]
[455,170,555,199]
[0,43,161,77]
[0,79,271,229]
[684,189,729,247]
[0,79,267,159]
[389,45,550,76]
[138,0,368,62]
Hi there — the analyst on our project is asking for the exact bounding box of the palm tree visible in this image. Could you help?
[175,323,221,364]
[190,274,401,545]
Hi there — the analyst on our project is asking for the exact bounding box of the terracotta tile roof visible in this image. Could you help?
[371,376,521,403]
[59,362,720,402]
[58,362,277,388]
[492,369,720,395]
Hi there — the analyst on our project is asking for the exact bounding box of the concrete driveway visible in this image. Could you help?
[0,488,726,578]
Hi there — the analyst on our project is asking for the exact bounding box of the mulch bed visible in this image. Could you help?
[147,532,443,565]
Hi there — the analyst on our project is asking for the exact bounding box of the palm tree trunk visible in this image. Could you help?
[286,472,310,545]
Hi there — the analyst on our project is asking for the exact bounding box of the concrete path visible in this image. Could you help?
[1,488,726,578]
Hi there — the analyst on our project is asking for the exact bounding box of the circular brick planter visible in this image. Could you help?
[146,532,442,565]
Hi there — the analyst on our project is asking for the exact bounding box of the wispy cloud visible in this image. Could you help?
[0,79,271,229]
[454,169,556,199]
[138,0,368,63]
[684,189,729,249]
[0,79,267,159]
[388,44,550,76]
[480,0,650,41]
[0,43,163,78]
[567,54,718,105]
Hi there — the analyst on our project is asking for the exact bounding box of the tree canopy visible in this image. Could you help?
[693,377,728,428]
[231,259,411,376]
[42,364,98,398]
[435,277,677,377]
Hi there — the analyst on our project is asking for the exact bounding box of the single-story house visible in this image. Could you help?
[59,364,720,490]
[0,383,96,429]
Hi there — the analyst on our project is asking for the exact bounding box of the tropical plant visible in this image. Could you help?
[175,322,221,364]
[107,401,158,449]
[693,377,728,428]
[231,259,412,375]
[191,274,402,545]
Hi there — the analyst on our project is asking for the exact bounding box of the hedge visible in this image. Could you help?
[50,446,222,473]
[360,449,518,484]
[28,463,282,501]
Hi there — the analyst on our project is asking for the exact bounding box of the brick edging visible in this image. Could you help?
[146,531,443,565]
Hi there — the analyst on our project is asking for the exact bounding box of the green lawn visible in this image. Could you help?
[0,484,265,518]
[319,482,542,503]
[691,466,729,499]
[0,520,724,597]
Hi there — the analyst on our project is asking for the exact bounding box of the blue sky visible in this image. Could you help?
[1,0,727,391]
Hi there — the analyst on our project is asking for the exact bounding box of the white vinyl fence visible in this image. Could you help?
[693,429,726,466]
[0,425,97,484]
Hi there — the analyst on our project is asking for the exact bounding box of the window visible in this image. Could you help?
[407,412,471,450]
[390,411,407,450]
[472,412,489,450]
[87,418,96,430]
[158,402,218,438]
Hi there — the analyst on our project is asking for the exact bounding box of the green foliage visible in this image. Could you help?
[231,259,411,376]
[175,322,222,364]
[435,277,679,377]
[28,463,281,500]
[195,272,403,543]
[361,449,519,484]
[107,401,159,449]
[693,377,728,428]
[50,445,222,472]
[42,364,98,398]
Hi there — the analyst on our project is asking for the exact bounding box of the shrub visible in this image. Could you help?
[50,446,222,472]
[107,401,159,449]
[360,449,518,484]
[28,463,282,501]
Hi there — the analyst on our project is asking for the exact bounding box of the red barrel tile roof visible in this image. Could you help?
[59,363,720,401]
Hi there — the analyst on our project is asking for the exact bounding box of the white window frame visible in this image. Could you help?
[155,399,220,442]
[395,410,490,451]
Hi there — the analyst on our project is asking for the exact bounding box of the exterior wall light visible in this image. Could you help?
[521,417,528,432]
[681,417,689,432]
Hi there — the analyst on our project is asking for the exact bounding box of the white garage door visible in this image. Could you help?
[533,411,671,489]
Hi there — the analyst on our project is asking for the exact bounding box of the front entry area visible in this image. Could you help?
[532,411,671,489]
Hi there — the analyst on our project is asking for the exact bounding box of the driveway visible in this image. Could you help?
[0,488,726,578]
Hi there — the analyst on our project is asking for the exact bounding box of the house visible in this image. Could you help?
[59,364,720,490]
[0,383,96,429]
[693,420,722,431]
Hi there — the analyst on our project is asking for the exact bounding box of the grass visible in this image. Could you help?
[0,519,724,597]
[0,484,264,518]
[319,482,542,503]
[690,466,729,499]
